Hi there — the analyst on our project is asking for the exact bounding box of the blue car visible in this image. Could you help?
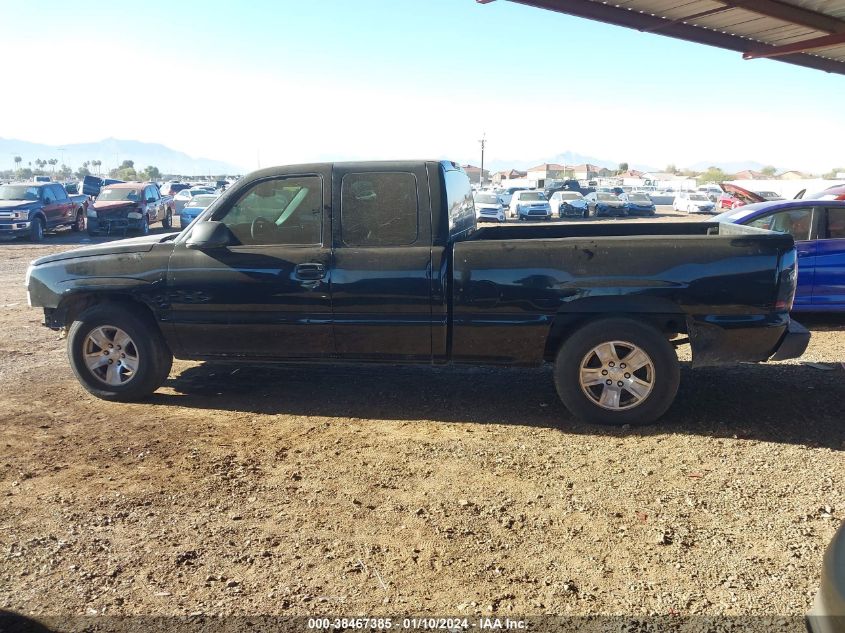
[179,193,219,228]
[619,192,656,216]
[714,199,845,312]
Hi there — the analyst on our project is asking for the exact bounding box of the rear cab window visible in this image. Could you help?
[340,172,419,246]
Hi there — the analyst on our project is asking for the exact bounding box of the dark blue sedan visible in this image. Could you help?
[714,200,845,312]
[619,192,656,216]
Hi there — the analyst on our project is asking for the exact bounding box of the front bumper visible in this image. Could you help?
[560,205,586,217]
[625,205,656,216]
[518,209,551,220]
[596,206,627,217]
[0,221,31,237]
[88,217,144,235]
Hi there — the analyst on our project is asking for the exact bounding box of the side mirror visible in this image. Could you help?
[186,221,231,250]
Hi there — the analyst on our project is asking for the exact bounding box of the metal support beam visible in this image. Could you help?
[744,30,845,58]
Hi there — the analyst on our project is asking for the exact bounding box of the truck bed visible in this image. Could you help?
[470,221,764,240]
[452,221,795,366]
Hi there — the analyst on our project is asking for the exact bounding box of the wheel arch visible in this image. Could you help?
[51,292,163,335]
[543,299,687,362]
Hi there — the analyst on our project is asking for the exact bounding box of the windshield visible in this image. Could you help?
[690,194,709,201]
[597,193,618,201]
[628,193,650,202]
[98,188,142,202]
[186,195,218,208]
[474,194,500,204]
[558,192,581,200]
[518,192,547,201]
[0,185,39,201]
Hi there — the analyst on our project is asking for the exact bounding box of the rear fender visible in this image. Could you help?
[543,298,686,361]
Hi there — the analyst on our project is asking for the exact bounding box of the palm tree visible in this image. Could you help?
[48,158,58,173]
[92,159,102,176]
[13,155,21,173]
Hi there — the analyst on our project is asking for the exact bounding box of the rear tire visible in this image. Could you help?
[553,318,680,426]
[67,303,172,402]
[29,217,45,242]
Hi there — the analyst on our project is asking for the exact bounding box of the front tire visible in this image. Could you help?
[29,217,45,242]
[139,214,150,235]
[67,303,172,402]
[162,207,173,230]
[71,210,84,232]
[553,318,680,426]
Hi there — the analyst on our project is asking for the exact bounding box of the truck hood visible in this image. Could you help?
[0,200,37,210]
[31,233,178,265]
[720,183,766,205]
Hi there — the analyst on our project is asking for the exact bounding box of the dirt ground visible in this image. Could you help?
[0,211,842,624]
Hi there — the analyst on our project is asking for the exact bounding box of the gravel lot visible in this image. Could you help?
[0,210,842,626]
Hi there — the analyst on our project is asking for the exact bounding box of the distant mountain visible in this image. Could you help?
[0,137,244,176]
[687,160,771,173]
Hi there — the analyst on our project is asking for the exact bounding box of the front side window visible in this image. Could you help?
[42,187,56,203]
[747,208,812,241]
[341,172,418,246]
[213,176,322,246]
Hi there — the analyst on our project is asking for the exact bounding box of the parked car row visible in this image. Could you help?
[474,188,657,221]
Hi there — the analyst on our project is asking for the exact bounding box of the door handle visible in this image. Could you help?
[294,263,327,280]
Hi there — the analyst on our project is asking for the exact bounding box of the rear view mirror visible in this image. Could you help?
[186,221,231,250]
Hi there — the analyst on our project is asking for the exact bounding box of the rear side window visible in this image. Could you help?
[341,172,418,246]
[826,208,845,239]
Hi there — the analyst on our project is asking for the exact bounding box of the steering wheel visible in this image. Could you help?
[250,216,272,241]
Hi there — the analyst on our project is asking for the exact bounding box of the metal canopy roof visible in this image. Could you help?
[479,0,845,75]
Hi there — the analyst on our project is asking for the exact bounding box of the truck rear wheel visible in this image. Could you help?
[67,303,172,402]
[553,318,680,425]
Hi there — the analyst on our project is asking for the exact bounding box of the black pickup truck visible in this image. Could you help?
[25,160,809,425]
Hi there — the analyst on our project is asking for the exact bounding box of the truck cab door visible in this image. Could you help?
[331,165,434,361]
[40,186,60,227]
[165,171,334,358]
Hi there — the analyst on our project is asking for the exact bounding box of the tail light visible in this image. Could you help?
[774,248,797,311]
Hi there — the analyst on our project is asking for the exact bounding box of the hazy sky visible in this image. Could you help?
[2,0,844,173]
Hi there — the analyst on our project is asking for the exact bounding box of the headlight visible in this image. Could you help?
[86,208,97,218]
[127,212,142,219]
[11,211,29,220]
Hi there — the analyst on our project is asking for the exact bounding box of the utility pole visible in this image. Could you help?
[478,132,487,188]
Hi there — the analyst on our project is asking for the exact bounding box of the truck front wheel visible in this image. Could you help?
[71,210,84,232]
[553,318,680,425]
[67,303,172,402]
[29,217,45,242]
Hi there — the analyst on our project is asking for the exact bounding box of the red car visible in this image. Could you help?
[717,184,783,209]
[805,184,845,200]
